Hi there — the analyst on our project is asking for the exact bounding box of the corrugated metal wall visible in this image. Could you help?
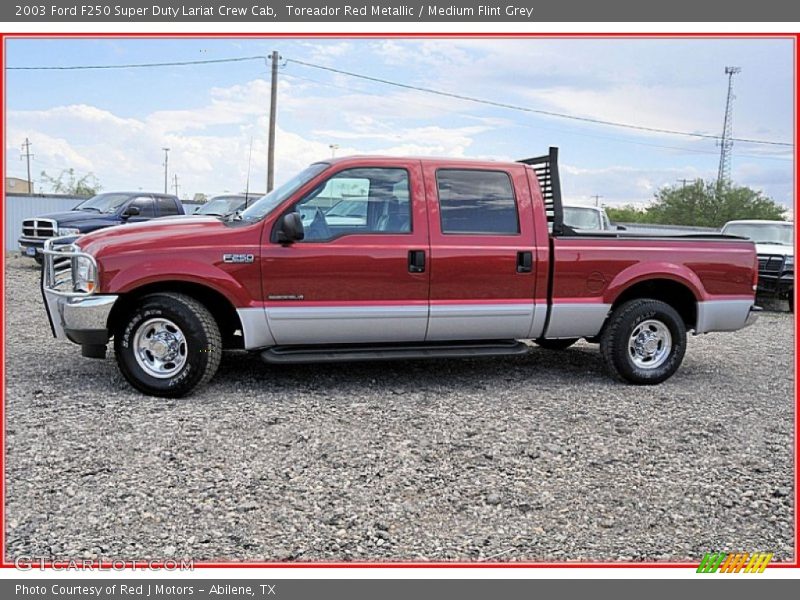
[4,193,86,251]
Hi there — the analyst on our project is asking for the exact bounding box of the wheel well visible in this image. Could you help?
[612,279,697,329]
[107,281,244,349]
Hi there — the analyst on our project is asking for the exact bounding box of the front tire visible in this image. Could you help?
[114,293,221,397]
[600,299,686,385]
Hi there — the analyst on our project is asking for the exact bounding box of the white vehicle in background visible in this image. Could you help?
[563,204,619,232]
[721,219,794,311]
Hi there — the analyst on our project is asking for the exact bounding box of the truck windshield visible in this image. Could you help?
[564,206,602,230]
[73,193,132,214]
[239,163,329,222]
[196,196,246,217]
[723,222,794,246]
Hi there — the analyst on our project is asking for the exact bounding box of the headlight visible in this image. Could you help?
[58,227,81,236]
[785,255,794,268]
[72,255,96,293]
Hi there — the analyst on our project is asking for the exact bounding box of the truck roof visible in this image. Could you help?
[321,155,526,169]
[723,219,793,226]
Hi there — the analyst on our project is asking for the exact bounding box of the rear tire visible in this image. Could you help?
[600,299,686,385]
[114,293,221,397]
[535,338,579,350]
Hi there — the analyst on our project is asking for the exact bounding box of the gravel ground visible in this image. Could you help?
[4,254,795,563]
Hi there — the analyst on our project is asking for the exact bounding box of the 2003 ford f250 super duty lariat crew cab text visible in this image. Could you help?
[42,149,760,397]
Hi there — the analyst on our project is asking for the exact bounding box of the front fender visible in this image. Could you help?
[603,261,706,304]
[101,256,253,308]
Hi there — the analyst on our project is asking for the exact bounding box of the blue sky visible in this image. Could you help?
[4,37,795,211]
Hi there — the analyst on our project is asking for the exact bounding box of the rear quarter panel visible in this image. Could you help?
[551,236,757,303]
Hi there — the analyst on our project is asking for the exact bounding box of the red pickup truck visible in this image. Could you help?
[42,148,759,397]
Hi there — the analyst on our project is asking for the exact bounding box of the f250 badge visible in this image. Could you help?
[222,253,255,264]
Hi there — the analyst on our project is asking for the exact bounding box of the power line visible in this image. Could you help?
[285,57,792,148]
[7,53,793,150]
[281,72,792,163]
[7,56,268,71]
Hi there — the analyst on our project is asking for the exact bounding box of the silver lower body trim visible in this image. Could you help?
[427,303,534,341]
[544,303,611,339]
[695,299,756,334]
[267,305,428,345]
[236,307,276,350]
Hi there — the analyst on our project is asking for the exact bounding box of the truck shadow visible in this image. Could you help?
[214,344,608,394]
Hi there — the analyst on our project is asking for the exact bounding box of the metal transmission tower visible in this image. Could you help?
[716,67,741,190]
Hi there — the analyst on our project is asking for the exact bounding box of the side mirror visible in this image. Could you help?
[122,205,141,219]
[277,212,305,244]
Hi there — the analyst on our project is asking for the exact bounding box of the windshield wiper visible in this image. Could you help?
[755,240,790,245]
[78,207,101,213]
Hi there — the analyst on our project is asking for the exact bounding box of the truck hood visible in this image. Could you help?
[755,242,793,257]
[77,216,244,257]
[31,209,118,226]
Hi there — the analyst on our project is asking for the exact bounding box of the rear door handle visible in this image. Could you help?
[408,249,426,273]
[516,251,533,273]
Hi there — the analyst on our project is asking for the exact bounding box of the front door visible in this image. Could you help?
[261,161,430,345]
[423,163,540,341]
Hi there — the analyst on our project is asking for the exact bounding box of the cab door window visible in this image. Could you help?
[292,168,411,242]
[127,196,156,218]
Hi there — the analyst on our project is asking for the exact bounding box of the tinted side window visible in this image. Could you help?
[294,167,411,242]
[128,196,156,218]
[158,197,180,216]
[436,169,519,235]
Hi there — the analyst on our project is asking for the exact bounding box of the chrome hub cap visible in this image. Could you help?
[628,319,672,369]
[133,318,187,378]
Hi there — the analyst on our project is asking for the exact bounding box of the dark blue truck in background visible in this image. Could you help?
[19,191,183,263]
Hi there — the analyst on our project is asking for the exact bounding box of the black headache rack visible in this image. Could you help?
[518,146,566,236]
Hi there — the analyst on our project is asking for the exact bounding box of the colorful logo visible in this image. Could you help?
[696,552,773,573]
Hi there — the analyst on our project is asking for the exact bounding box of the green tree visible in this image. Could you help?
[605,205,650,224]
[40,168,101,196]
[607,180,786,228]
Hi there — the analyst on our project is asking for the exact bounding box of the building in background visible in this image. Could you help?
[6,177,32,194]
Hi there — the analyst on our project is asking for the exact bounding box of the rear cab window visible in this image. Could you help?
[435,169,520,235]
[158,197,181,216]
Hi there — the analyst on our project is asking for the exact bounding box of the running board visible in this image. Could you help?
[260,340,530,364]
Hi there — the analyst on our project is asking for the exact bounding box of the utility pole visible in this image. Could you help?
[162,147,170,194]
[716,67,741,191]
[267,50,279,192]
[329,144,339,158]
[591,195,603,207]
[20,137,33,194]
[677,178,691,189]
[173,173,179,198]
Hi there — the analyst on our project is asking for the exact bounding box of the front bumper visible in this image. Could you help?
[42,289,117,345]
[18,237,46,257]
[40,236,115,349]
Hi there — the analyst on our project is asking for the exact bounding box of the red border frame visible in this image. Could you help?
[0,31,796,571]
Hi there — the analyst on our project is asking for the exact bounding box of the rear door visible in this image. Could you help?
[261,160,430,345]
[423,163,539,340]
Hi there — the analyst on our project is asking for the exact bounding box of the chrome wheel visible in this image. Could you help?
[133,317,187,379]
[628,319,672,370]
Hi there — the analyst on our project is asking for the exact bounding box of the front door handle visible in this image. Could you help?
[517,251,533,273]
[408,249,426,273]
